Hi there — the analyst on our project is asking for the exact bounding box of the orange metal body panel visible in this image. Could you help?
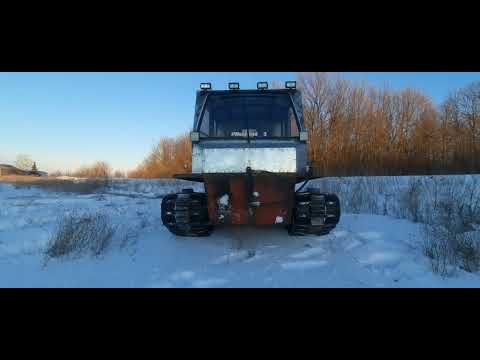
[204,173,296,226]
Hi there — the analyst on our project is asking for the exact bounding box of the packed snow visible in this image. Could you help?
[0,177,479,287]
[218,194,229,206]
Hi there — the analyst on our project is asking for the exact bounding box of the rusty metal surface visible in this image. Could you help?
[251,174,294,225]
[230,176,249,225]
[204,173,295,226]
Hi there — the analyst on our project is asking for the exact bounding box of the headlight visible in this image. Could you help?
[190,131,200,142]
[285,81,296,89]
[257,82,268,90]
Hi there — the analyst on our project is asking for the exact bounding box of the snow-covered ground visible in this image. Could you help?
[0,178,479,287]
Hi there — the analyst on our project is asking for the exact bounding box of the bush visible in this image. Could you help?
[44,212,116,260]
[456,177,480,231]
[423,225,456,277]
[421,176,480,275]
[313,175,480,276]
[455,232,480,273]
[73,161,112,179]
[401,178,423,223]
[423,225,480,276]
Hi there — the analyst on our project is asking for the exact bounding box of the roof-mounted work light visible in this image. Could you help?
[285,81,297,89]
[200,83,212,90]
[228,82,240,90]
[257,82,268,90]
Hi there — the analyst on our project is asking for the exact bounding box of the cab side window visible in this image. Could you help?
[199,108,210,137]
[289,108,299,136]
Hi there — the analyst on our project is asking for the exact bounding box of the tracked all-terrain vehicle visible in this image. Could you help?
[161,81,341,236]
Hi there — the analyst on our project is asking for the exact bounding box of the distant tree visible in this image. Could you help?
[130,133,192,178]
[298,72,443,176]
[114,170,126,178]
[50,170,63,177]
[31,162,38,173]
[15,154,34,171]
[73,161,112,178]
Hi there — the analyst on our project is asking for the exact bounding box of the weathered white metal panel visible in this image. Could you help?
[192,145,297,173]
[192,145,203,173]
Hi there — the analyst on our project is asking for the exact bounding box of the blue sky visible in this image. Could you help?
[1,72,479,173]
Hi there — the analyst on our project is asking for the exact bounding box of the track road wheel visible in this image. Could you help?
[161,191,213,237]
[288,189,341,236]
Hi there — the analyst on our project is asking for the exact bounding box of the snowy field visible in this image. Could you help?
[0,177,479,287]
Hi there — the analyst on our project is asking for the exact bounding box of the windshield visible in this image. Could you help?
[198,93,300,138]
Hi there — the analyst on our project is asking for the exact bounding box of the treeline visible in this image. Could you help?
[51,161,126,179]
[130,73,480,178]
[300,73,480,176]
[73,161,112,178]
[128,134,191,178]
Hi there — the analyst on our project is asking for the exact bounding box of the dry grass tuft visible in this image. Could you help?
[44,211,116,261]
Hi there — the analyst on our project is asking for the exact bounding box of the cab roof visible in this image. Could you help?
[193,88,304,130]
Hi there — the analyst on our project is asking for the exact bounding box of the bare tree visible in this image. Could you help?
[440,81,480,172]
[73,161,112,178]
[15,154,34,171]
[297,72,479,176]
[129,133,192,178]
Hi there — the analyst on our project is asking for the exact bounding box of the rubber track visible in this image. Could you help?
[161,191,213,237]
[288,190,341,236]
